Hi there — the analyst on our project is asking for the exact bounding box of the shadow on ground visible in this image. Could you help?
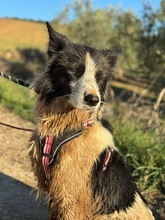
[0,172,48,220]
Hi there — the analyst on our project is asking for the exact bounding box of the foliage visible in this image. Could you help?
[111,10,142,70]
[70,1,115,49]
[52,0,142,70]
[108,105,165,193]
[51,0,165,81]
[139,1,165,75]
[0,78,35,121]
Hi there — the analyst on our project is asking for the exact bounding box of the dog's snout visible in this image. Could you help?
[84,94,99,106]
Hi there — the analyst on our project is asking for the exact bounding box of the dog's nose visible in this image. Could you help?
[84,94,99,106]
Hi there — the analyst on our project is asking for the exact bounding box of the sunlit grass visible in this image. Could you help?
[0,18,48,52]
[108,113,165,193]
[0,77,35,121]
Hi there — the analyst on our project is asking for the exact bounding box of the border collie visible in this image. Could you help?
[29,22,154,220]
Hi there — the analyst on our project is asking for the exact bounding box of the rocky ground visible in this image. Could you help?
[0,106,164,220]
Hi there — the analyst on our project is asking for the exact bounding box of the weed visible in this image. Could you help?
[0,78,35,121]
[109,112,165,193]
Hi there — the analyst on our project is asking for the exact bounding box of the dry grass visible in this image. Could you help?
[0,18,48,53]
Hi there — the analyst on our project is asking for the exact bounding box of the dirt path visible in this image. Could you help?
[0,107,47,220]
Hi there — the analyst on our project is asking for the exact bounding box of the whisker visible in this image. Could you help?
[62,94,77,98]
[100,101,107,105]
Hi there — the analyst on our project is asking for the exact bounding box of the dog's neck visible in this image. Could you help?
[36,97,102,138]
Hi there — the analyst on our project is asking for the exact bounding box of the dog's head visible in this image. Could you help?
[33,22,123,112]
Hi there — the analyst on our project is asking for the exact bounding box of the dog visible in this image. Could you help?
[29,22,155,220]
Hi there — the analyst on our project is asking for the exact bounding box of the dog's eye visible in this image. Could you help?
[75,64,85,78]
[95,71,103,81]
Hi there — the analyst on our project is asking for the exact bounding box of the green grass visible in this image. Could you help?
[0,77,35,121]
[109,115,165,193]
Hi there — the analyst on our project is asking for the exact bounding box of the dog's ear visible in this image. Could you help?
[30,74,52,95]
[102,48,124,68]
[46,22,71,57]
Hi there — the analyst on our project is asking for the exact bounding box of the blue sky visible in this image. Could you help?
[0,0,160,21]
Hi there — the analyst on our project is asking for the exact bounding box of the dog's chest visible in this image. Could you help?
[49,121,115,200]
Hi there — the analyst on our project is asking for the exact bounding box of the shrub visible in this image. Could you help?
[109,112,165,193]
[0,78,35,121]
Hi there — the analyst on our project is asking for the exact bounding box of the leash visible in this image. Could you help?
[0,71,30,88]
[0,72,33,131]
[0,122,34,132]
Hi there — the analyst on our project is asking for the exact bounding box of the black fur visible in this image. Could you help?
[101,119,113,134]
[91,149,139,214]
[29,23,155,219]
[33,23,123,106]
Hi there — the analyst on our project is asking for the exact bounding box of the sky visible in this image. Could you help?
[0,0,161,21]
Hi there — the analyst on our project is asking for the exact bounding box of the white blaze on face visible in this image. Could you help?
[69,52,101,110]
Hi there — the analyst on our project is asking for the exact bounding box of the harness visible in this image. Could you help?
[39,119,94,185]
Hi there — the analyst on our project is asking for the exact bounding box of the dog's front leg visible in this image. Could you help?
[48,198,92,220]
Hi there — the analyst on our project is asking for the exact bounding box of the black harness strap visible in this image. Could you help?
[39,118,95,185]
[39,123,88,166]
[50,126,85,165]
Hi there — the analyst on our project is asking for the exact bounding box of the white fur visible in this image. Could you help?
[69,52,101,110]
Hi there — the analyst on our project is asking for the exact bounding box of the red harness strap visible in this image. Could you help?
[102,149,112,171]
[42,135,54,185]
[41,118,94,185]
[83,118,94,128]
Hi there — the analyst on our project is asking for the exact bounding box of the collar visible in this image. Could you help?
[39,118,94,185]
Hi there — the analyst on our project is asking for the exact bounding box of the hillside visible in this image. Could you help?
[0,18,48,53]
[0,18,70,55]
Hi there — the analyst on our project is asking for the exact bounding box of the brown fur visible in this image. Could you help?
[29,97,154,219]
[29,23,154,219]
